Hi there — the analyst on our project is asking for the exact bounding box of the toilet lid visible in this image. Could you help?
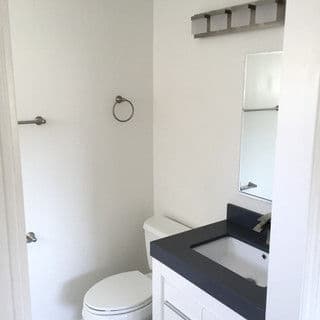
[84,271,152,313]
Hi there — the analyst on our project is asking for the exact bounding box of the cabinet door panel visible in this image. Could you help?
[202,308,219,320]
[164,281,202,320]
[164,305,182,320]
[164,302,191,320]
[202,307,244,320]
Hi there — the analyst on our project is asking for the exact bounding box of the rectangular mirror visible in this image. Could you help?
[239,52,283,201]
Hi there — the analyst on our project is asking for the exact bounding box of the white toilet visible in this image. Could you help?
[82,216,190,320]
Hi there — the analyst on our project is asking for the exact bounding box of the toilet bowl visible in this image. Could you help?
[82,271,152,320]
[82,216,190,320]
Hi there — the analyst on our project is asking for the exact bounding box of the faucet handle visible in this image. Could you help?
[257,212,271,223]
[253,213,271,233]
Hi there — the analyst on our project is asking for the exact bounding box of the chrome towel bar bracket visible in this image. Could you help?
[240,181,258,191]
[18,116,46,126]
[243,106,279,112]
[112,95,134,123]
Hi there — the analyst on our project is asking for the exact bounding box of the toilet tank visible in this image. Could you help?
[143,216,190,270]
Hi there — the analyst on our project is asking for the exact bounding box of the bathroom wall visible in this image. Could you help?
[153,0,283,227]
[8,1,153,320]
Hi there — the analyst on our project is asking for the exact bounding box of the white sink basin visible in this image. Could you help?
[193,237,268,287]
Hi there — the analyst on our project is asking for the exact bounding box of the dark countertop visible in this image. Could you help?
[150,204,269,320]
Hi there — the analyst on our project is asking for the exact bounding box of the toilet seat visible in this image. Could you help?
[83,271,152,318]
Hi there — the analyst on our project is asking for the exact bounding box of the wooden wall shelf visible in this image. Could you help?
[191,0,286,39]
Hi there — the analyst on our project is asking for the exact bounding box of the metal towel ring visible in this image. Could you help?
[113,95,134,123]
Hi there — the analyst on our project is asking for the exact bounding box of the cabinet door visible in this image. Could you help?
[164,306,182,320]
[164,302,191,320]
[201,308,218,320]
[202,307,244,320]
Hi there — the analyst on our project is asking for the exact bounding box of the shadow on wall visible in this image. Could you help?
[60,265,132,319]
[60,250,150,320]
[60,268,106,319]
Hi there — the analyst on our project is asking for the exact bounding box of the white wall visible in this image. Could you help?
[153,0,283,227]
[8,1,153,320]
[267,0,320,318]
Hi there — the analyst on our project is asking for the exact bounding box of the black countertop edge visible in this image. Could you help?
[150,204,269,320]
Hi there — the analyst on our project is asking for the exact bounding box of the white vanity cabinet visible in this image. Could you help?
[152,259,246,320]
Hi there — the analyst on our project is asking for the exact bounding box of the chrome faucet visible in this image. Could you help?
[252,213,271,245]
